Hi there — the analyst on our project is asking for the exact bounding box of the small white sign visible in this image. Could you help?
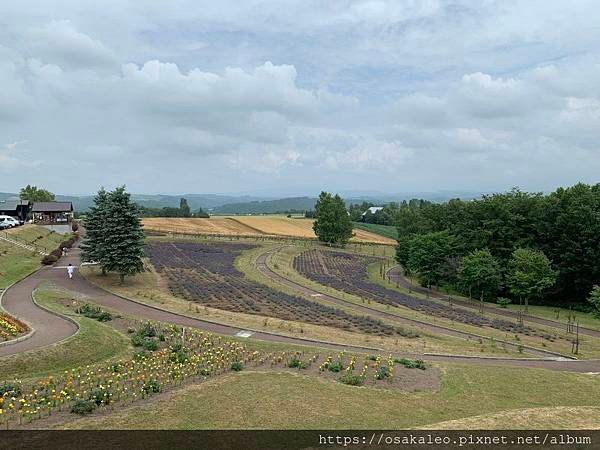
[235,330,254,338]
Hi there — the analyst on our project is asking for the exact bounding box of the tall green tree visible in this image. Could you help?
[588,286,600,318]
[90,186,145,283]
[313,191,353,246]
[179,198,191,217]
[459,249,501,301]
[82,187,145,282]
[507,248,557,312]
[81,188,110,274]
[407,231,456,288]
[19,185,55,202]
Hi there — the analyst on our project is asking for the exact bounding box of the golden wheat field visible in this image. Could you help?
[142,216,396,244]
[142,217,263,236]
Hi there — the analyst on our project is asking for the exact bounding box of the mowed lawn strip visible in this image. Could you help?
[0,286,132,383]
[60,365,600,429]
[420,406,600,430]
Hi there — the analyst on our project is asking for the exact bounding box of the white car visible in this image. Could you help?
[0,215,20,229]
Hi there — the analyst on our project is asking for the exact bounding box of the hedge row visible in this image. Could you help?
[41,234,79,265]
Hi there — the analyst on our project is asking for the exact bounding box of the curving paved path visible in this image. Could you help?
[1,246,600,372]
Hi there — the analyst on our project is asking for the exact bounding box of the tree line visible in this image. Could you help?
[137,198,210,218]
[393,183,600,310]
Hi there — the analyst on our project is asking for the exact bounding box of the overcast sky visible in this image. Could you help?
[1,1,599,196]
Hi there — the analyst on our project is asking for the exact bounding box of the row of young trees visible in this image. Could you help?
[137,198,210,218]
[81,187,145,283]
[394,183,600,308]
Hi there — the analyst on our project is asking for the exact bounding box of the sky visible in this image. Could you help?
[0,1,599,196]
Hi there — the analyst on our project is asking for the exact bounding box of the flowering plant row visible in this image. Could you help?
[1,321,425,428]
[0,314,27,341]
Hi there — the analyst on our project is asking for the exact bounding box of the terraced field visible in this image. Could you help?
[145,242,412,337]
[293,249,560,339]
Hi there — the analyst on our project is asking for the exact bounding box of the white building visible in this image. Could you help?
[361,206,384,216]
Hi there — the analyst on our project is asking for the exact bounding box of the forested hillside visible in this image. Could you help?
[391,183,600,308]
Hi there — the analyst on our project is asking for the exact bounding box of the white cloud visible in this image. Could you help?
[0,1,599,194]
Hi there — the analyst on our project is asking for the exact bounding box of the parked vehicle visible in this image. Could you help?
[0,215,20,229]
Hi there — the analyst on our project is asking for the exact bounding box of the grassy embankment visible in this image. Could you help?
[0,226,67,288]
[61,365,600,429]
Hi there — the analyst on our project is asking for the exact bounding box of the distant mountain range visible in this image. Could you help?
[0,190,484,214]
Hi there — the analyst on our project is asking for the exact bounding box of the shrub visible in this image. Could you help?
[131,334,144,347]
[88,387,111,406]
[142,379,161,394]
[394,358,426,370]
[497,297,511,308]
[367,354,379,361]
[133,350,151,360]
[338,373,365,386]
[142,338,159,351]
[169,348,189,363]
[71,399,96,415]
[0,382,21,397]
[71,221,79,232]
[41,254,58,265]
[138,322,157,338]
[375,365,390,380]
[231,361,243,371]
[328,360,344,372]
[76,304,112,322]
[287,357,308,369]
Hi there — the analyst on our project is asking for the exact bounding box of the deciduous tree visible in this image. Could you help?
[313,191,353,246]
[507,248,556,312]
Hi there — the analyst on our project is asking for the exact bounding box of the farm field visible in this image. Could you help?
[352,222,399,240]
[265,245,600,359]
[145,242,409,337]
[142,217,263,236]
[142,216,396,245]
[59,365,600,430]
[81,241,518,357]
[230,215,397,244]
[295,249,541,336]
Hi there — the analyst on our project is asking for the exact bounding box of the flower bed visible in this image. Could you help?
[0,324,434,428]
[0,313,28,341]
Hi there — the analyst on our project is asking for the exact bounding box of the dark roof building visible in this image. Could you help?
[32,202,74,213]
[31,202,74,224]
[0,200,31,221]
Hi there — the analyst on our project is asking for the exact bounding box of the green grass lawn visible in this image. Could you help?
[0,225,67,288]
[0,286,132,383]
[353,222,399,240]
[60,364,600,429]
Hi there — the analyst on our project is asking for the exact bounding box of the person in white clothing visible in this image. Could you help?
[67,263,75,279]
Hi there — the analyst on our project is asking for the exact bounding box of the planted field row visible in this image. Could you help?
[145,243,415,337]
[293,249,551,337]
